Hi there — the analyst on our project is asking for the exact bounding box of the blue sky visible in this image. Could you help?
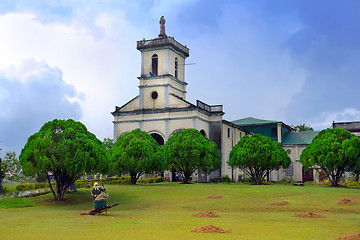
[1,0,360,155]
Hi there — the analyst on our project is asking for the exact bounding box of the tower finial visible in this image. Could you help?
[159,16,166,37]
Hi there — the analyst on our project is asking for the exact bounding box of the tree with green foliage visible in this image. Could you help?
[19,119,108,201]
[0,149,5,192]
[102,138,114,152]
[229,134,291,185]
[291,124,314,132]
[2,152,25,181]
[162,129,221,184]
[300,128,360,187]
[110,129,165,184]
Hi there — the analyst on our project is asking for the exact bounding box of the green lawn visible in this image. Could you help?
[0,183,359,240]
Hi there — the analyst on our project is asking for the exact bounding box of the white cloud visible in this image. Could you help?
[0,11,141,146]
[0,59,82,154]
[310,108,360,130]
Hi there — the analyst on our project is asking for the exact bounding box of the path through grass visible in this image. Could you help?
[0,183,359,240]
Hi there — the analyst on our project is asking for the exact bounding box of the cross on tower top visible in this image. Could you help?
[159,16,166,37]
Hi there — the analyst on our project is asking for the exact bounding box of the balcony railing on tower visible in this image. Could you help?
[196,100,223,113]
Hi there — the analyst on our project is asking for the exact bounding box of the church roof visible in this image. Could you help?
[282,131,320,145]
[231,117,280,126]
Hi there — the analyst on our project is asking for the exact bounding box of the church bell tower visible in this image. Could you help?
[136,16,189,110]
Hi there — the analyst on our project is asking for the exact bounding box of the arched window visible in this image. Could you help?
[150,133,164,146]
[200,129,207,137]
[175,57,178,78]
[152,54,158,75]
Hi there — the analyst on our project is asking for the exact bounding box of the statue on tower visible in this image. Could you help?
[159,16,166,37]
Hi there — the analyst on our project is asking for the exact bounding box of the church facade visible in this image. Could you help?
[112,17,318,183]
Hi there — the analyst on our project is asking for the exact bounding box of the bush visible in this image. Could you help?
[0,187,9,194]
[237,174,244,183]
[15,182,55,192]
[241,177,254,183]
[346,181,360,187]
[280,176,294,183]
[137,176,164,184]
[221,175,231,183]
[155,176,164,183]
[75,176,132,188]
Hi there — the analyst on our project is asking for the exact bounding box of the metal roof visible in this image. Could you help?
[282,131,320,145]
[231,117,280,125]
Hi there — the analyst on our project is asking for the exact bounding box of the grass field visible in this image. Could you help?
[0,183,359,240]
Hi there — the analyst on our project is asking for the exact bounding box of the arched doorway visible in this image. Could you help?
[302,166,313,182]
[150,133,164,146]
[200,129,207,137]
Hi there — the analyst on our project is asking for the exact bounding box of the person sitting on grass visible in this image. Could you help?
[91,182,106,199]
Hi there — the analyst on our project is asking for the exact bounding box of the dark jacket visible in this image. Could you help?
[91,187,105,199]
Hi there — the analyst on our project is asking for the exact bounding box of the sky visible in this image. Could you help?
[0,0,360,155]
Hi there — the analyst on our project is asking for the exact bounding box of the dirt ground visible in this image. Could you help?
[293,212,325,218]
[335,232,360,240]
[192,210,220,218]
[269,201,289,206]
[337,199,359,206]
[205,195,223,199]
[191,225,230,233]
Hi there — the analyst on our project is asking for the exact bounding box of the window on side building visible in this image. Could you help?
[228,128,231,138]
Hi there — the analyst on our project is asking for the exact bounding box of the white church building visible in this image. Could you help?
[112,17,318,183]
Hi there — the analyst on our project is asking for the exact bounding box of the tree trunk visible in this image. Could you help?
[130,173,137,184]
[252,168,265,185]
[182,172,192,184]
[46,173,56,200]
[51,172,76,201]
[328,170,342,187]
[0,178,3,192]
[330,178,338,187]
[253,175,263,185]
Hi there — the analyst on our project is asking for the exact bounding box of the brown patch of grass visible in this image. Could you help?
[205,195,223,199]
[337,199,359,206]
[269,201,289,206]
[192,210,220,218]
[79,211,89,215]
[335,232,360,240]
[191,225,231,233]
[293,212,325,218]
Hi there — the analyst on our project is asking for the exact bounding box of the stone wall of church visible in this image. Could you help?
[169,50,185,81]
[142,86,166,109]
[142,49,167,76]
[220,124,249,182]
[281,145,307,182]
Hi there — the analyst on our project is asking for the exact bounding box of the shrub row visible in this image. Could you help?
[75,176,164,188]
[16,182,55,192]
[137,176,164,184]
[221,175,232,183]
[75,176,131,188]
[14,175,165,191]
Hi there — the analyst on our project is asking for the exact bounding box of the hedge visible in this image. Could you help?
[15,176,164,191]
[16,182,55,192]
